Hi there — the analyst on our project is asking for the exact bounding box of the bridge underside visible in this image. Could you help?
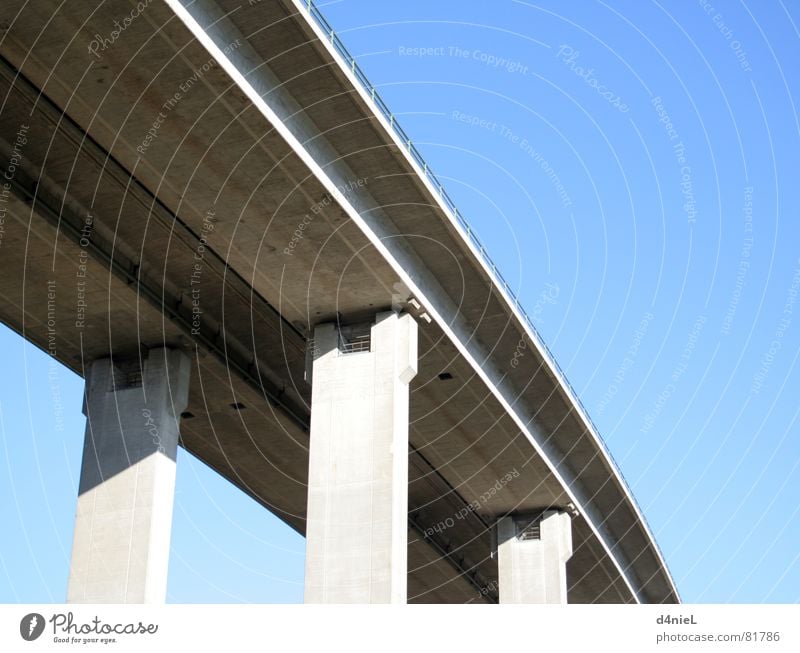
[0,0,677,604]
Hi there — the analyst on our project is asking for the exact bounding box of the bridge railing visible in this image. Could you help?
[299,0,669,579]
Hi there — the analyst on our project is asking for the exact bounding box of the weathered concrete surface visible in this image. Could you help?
[305,313,417,603]
[68,348,190,603]
[497,511,573,604]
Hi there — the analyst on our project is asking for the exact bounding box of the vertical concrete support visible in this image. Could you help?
[67,348,191,603]
[305,311,418,603]
[496,510,573,604]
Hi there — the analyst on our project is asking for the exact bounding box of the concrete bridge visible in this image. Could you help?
[0,0,679,604]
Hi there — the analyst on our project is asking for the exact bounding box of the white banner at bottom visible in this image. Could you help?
[1,604,796,652]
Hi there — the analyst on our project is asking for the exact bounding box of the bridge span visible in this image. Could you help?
[0,0,679,604]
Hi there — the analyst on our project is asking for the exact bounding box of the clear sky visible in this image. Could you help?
[2,0,799,603]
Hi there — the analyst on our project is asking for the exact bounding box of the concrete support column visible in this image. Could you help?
[304,311,418,603]
[496,510,573,604]
[67,347,191,603]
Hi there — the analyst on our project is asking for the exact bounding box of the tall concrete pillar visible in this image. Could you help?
[67,347,191,603]
[496,510,573,604]
[304,311,418,603]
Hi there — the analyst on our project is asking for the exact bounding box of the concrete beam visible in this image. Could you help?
[67,348,191,603]
[497,511,573,604]
[162,0,652,602]
[305,312,417,603]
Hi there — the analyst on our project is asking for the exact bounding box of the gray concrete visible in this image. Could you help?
[67,348,191,603]
[497,511,573,604]
[0,0,679,603]
[305,312,417,603]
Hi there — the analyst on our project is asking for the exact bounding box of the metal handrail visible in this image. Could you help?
[299,0,671,586]
[339,333,370,354]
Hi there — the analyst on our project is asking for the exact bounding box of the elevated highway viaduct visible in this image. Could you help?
[0,0,679,604]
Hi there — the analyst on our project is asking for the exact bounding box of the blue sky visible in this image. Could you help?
[2,0,799,603]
